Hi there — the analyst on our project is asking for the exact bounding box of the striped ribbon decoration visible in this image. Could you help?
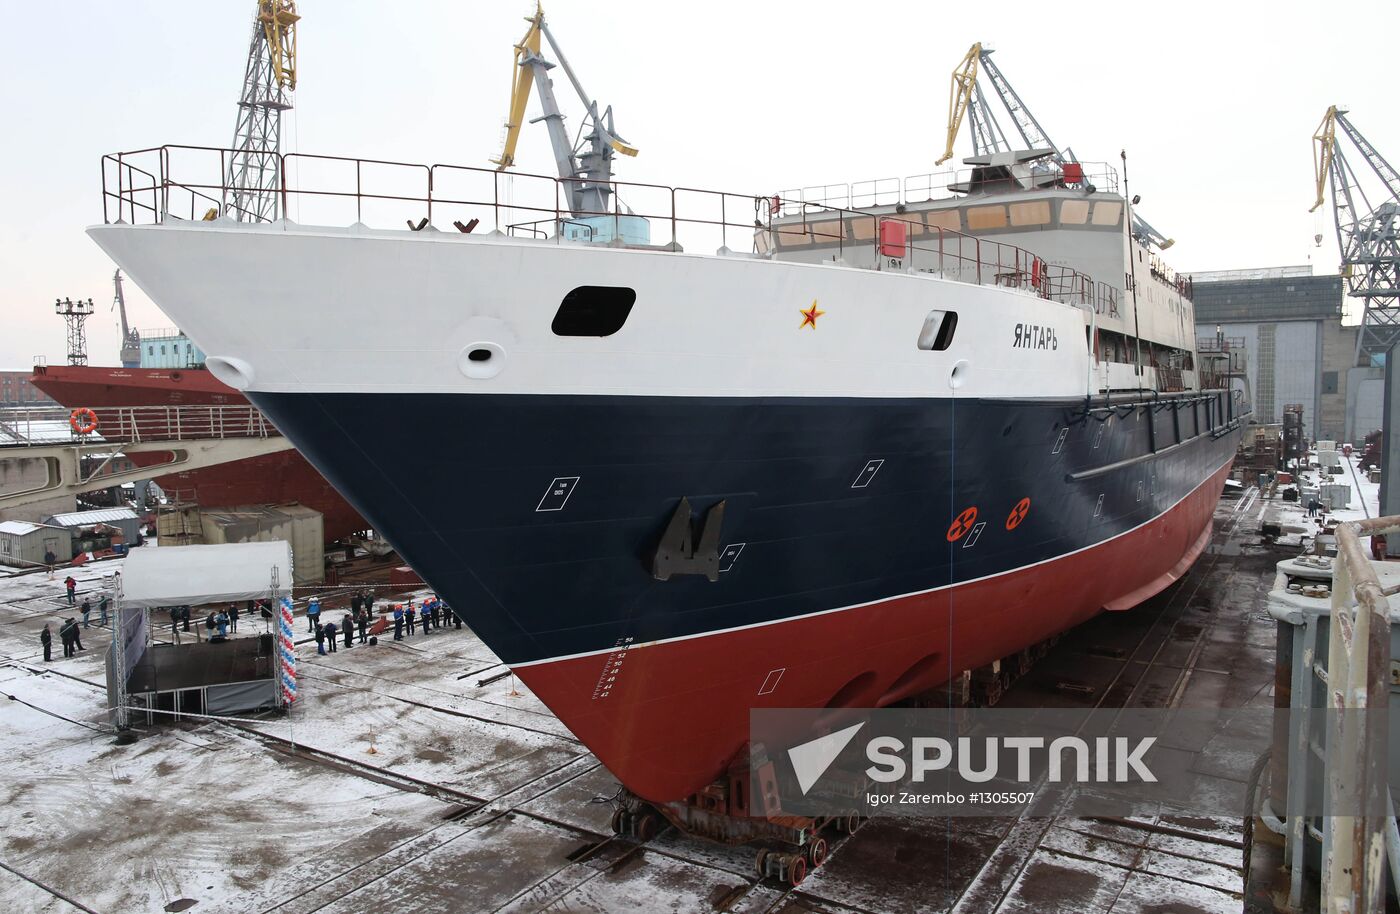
[278,596,298,704]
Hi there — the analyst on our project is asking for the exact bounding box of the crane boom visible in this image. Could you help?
[1336,111,1400,201]
[488,4,637,219]
[490,7,545,171]
[1311,106,1339,213]
[936,42,1076,169]
[112,270,140,368]
[935,44,982,165]
[225,0,299,222]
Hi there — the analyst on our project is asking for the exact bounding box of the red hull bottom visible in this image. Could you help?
[514,461,1233,802]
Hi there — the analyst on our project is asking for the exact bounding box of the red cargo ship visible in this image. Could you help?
[31,364,367,544]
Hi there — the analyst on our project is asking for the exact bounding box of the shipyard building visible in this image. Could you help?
[1191,265,1382,442]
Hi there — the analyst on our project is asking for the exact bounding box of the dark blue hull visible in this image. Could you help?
[249,390,1243,667]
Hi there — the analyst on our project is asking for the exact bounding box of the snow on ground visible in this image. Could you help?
[0,525,1259,912]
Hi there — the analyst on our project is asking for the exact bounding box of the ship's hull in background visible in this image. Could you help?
[30,365,368,543]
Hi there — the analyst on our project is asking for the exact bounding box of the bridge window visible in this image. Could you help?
[966,205,1007,230]
[1092,201,1123,226]
[1010,200,1051,226]
[1060,199,1090,225]
[924,210,960,233]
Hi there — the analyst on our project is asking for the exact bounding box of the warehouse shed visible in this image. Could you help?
[0,520,64,569]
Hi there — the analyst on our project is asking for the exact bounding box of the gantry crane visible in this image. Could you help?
[112,270,140,368]
[491,4,637,220]
[225,0,299,222]
[1311,106,1400,365]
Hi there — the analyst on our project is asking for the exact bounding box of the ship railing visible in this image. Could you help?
[1285,515,1400,914]
[769,197,1110,308]
[1196,335,1248,353]
[0,405,279,448]
[100,144,1116,310]
[777,162,1122,214]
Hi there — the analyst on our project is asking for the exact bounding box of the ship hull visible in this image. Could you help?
[248,388,1239,800]
[87,221,1244,801]
[30,366,368,543]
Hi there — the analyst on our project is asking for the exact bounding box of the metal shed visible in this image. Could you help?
[0,520,65,569]
[43,507,143,555]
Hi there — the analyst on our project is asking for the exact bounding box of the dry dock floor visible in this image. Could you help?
[0,486,1290,913]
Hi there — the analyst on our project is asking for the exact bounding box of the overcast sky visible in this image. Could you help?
[1,0,1396,368]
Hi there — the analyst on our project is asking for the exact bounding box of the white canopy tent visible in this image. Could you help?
[119,541,293,609]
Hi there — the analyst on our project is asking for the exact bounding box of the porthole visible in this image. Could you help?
[917,310,957,351]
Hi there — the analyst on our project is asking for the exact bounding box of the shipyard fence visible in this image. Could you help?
[102,144,1113,311]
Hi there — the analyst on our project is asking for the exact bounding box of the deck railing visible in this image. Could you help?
[0,405,278,447]
[100,144,1116,309]
[778,161,1123,213]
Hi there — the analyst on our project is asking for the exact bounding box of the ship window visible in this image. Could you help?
[773,225,812,248]
[1091,201,1123,226]
[966,205,1007,230]
[552,286,636,337]
[806,220,847,242]
[924,210,960,233]
[1009,200,1051,226]
[1060,199,1090,225]
[917,311,958,351]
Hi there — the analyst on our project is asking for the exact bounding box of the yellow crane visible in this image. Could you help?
[488,4,637,218]
[935,43,985,165]
[259,0,299,91]
[1310,106,1338,213]
[225,0,300,222]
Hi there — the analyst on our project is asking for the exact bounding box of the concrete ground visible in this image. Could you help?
[0,479,1303,914]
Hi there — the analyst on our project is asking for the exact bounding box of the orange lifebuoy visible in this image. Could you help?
[70,408,99,435]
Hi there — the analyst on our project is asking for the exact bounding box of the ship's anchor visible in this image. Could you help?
[652,496,726,582]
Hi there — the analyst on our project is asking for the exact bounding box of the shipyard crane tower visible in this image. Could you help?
[112,270,140,368]
[225,0,299,222]
[491,5,638,232]
[1311,106,1400,365]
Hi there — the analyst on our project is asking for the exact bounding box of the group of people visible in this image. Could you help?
[39,618,86,661]
[390,595,454,642]
[165,599,276,643]
[40,574,113,662]
[39,576,459,663]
